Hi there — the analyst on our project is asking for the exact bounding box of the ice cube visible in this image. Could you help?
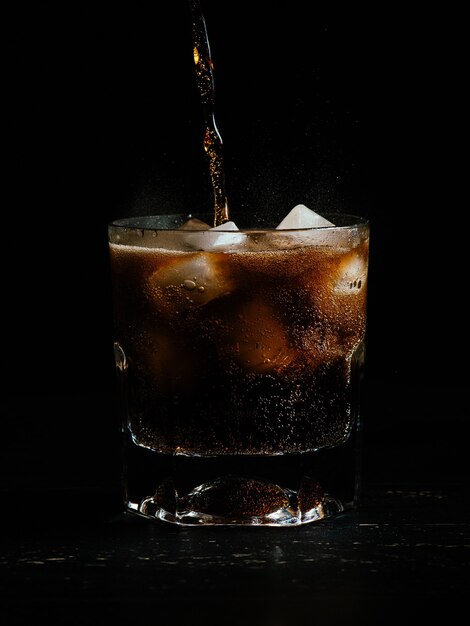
[209,221,247,248]
[219,298,296,374]
[303,247,367,356]
[182,220,247,251]
[148,252,235,315]
[178,218,211,230]
[333,250,367,294]
[276,204,334,229]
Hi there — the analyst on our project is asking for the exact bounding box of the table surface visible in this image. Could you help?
[1,383,468,625]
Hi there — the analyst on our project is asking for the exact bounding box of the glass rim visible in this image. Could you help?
[108,212,369,234]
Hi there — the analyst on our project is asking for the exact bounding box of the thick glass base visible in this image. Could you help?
[122,428,360,527]
[133,478,343,526]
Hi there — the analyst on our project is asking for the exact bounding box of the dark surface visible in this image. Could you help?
[1,384,468,625]
[1,3,467,625]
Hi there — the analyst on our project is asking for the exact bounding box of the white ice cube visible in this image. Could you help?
[148,252,236,314]
[209,221,247,247]
[180,220,246,251]
[212,221,238,231]
[276,204,334,229]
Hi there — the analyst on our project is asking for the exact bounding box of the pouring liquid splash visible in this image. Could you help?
[190,0,230,226]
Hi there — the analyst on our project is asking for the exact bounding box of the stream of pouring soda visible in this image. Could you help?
[190,0,230,226]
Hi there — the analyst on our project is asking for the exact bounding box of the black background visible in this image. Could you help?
[1,3,468,624]
[2,2,466,503]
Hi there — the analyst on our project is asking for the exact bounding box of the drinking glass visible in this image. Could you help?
[108,212,369,526]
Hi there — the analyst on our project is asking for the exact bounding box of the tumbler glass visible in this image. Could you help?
[108,212,369,526]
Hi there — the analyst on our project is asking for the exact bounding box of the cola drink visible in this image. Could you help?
[109,211,369,525]
[108,4,369,527]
